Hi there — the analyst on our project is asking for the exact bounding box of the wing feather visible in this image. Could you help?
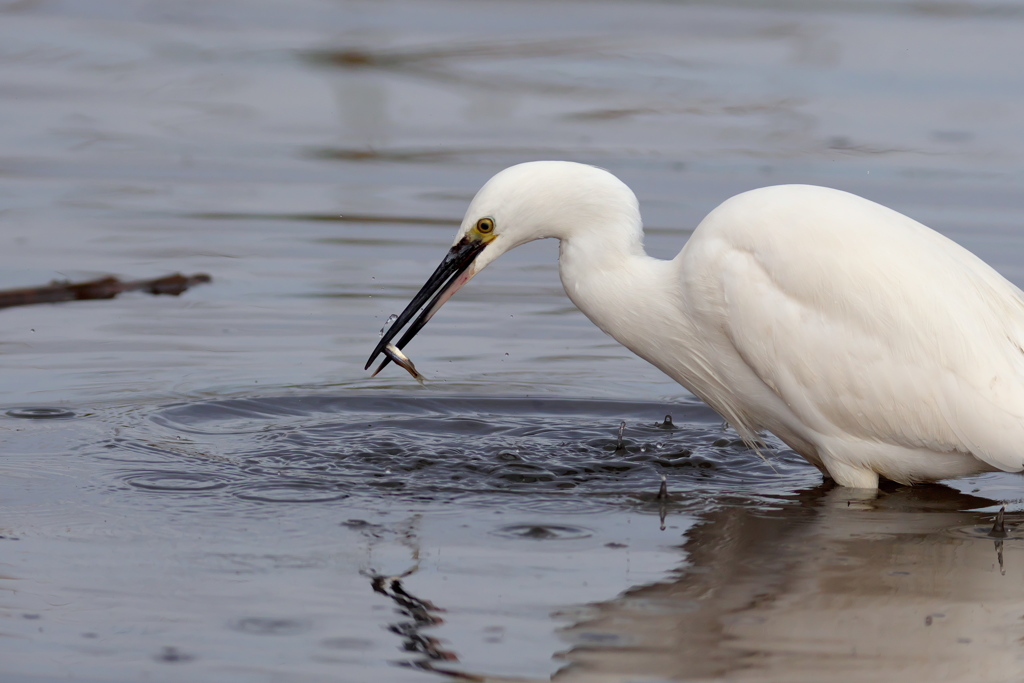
[690,185,1024,473]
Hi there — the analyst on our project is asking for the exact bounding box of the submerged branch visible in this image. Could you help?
[0,273,212,309]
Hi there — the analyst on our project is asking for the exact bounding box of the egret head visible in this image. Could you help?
[365,161,638,374]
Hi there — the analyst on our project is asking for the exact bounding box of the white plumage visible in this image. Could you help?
[369,161,1024,488]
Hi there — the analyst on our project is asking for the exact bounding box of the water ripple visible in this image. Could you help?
[229,617,312,636]
[82,395,822,513]
[492,524,593,540]
[123,470,231,492]
[6,407,75,419]
[232,482,349,503]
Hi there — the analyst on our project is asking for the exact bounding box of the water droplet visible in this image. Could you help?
[379,313,398,337]
[990,506,1007,538]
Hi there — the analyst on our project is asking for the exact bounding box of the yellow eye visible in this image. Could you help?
[475,217,495,234]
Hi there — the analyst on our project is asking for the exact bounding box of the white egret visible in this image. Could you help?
[367,161,1024,489]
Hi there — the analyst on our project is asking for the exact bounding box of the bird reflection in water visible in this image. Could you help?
[357,483,1020,682]
[556,483,1021,682]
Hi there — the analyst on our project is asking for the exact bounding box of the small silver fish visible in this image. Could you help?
[382,343,425,383]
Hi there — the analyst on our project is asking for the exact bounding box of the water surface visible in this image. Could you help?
[2,0,1024,681]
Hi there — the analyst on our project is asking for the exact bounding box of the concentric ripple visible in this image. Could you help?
[124,471,230,492]
[90,395,821,511]
[233,483,349,503]
[6,407,75,419]
[492,524,593,540]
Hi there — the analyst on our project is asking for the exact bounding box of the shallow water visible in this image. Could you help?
[3,0,1024,681]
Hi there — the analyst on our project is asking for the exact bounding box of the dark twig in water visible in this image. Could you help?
[0,273,211,309]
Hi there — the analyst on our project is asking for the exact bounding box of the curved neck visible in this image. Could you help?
[557,230,693,368]
[557,215,646,272]
[553,220,767,445]
[557,236,758,439]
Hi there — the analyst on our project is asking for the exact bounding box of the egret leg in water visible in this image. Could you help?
[366,161,1024,489]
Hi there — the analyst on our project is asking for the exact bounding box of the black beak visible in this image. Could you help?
[366,236,489,376]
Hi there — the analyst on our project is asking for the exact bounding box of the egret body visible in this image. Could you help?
[367,161,1024,489]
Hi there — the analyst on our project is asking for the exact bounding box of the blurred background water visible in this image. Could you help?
[2,1,1024,681]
